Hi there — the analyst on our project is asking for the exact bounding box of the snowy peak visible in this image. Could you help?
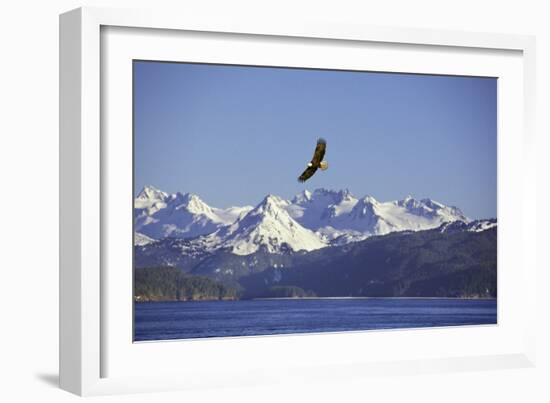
[397,195,419,208]
[136,185,168,201]
[397,196,466,220]
[178,193,214,215]
[214,194,326,256]
[291,189,312,204]
[175,192,251,223]
[309,188,356,205]
[232,195,289,229]
[356,195,380,209]
[396,196,437,219]
[135,186,251,240]
[362,195,379,205]
[257,194,289,212]
[135,185,169,210]
[420,198,445,209]
[388,195,464,224]
[228,195,284,230]
[350,196,379,218]
[287,188,358,230]
[287,189,469,237]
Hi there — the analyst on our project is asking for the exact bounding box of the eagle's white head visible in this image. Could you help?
[307,162,313,167]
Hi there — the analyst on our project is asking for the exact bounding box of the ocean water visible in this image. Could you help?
[134,298,497,341]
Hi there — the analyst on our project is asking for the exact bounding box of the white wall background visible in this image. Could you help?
[0,0,548,401]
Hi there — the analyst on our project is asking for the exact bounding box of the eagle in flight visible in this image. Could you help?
[298,138,328,182]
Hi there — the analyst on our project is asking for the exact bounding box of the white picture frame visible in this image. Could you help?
[59,6,537,396]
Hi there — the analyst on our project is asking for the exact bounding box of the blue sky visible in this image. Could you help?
[134,61,496,219]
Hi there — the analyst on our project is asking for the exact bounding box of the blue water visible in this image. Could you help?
[134,298,497,341]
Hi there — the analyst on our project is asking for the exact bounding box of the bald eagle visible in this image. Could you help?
[298,138,328,182]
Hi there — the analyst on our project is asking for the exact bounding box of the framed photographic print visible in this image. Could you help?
[132,61,499,342]
[60,7,537,396]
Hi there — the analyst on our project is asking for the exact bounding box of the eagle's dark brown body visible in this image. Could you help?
[298,138,327,182]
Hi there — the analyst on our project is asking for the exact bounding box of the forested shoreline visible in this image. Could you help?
[134,267,239,302]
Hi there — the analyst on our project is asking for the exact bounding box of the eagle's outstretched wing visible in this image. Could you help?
[297,138,327,182]
[298,165,318,182]
[311,138,326,166]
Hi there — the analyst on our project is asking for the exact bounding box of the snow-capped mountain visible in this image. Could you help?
[287,189,358,230]
[208,195,327,255]
[286,188,468,240]
[134,186,475,256]
[135,185,169,208]
[135,186,252,240]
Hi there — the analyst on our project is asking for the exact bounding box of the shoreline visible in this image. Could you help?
[135,296,497,303]
[251,296,497,301]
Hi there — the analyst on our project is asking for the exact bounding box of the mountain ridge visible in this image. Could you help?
[135,185,473,256]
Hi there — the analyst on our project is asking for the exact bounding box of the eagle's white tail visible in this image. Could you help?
[319,160,329,171]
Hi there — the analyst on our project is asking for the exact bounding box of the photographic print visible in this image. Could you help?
[133,61,497,341]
